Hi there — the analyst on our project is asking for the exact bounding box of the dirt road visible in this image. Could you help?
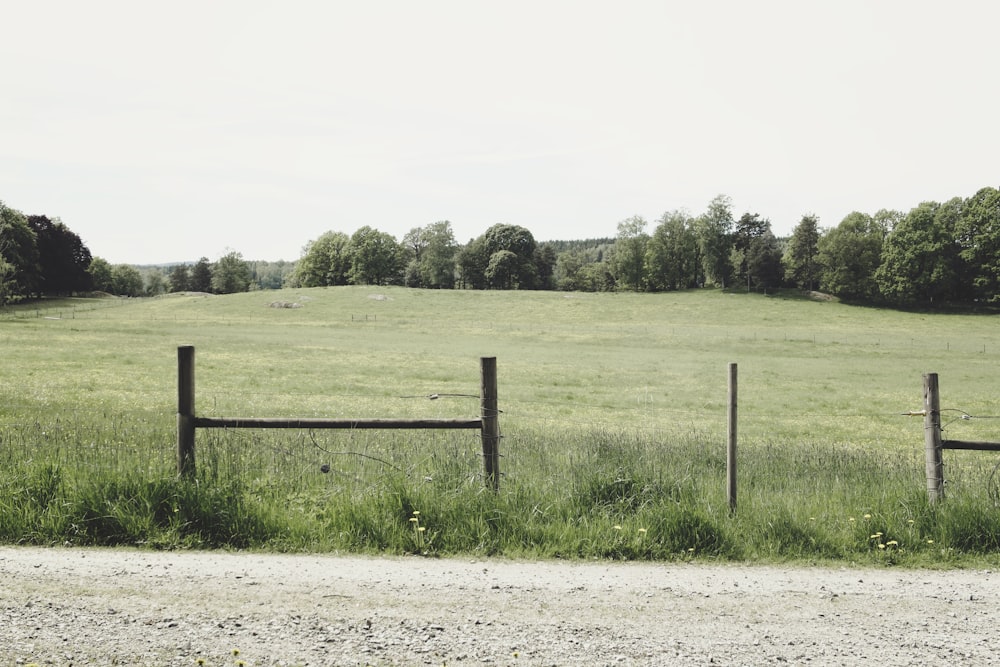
[2,546,998,666]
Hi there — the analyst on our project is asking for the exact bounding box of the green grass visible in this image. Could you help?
[2,286,1000,565]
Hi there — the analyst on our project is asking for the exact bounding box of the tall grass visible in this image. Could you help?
[2,287,1000,565]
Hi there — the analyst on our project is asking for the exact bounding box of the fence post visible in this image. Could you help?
[923,372,944,502]
[177,345,196,479]
[480,356,500,491]
[727,362,738,513]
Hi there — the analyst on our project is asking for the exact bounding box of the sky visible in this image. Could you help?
[3,0,998,265]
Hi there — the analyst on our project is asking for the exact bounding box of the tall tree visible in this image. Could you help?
[88,257,114,293]
[745,230,784,291]
[455,238,488,290]
[875,199,964,304]
[416,221,458,289]
[294,231,351,287]
[732,212,770,291]
[956,186,1000,302]
[785,214,821,291]
[610,215,649,291]
[0,201,39,301]
[26,215,92,295]
[211,251,252,294]
[348,226,402,286]
[817,212,883,301]
[646,210,699,292]
[110,264,144,296]
[168,264,191,292]
[189,257,213,292]
[694,195,734,288]
[533,244,557,290]
[478,224,538,289]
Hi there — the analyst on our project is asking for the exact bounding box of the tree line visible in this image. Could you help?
[3,185,998,307]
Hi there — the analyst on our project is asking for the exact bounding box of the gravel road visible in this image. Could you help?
[2,546,999,666]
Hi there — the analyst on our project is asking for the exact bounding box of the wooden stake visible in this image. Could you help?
[480,357,500,491]
[177,345,196,478]
[727,362,738,513]
[924,373,944,502]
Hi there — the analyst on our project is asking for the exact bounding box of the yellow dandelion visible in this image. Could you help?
[927,539,935,544]
[418,526,426,532]
[196,659,206,666]
[907,519,915,524]
[688,547,695,552]
[409,517,418,523]
[870,533,883,539]
[809,517,816,521]
[412,510,420,516]
[886,540,898,546]
[638,528,648,534]
[863,514,872,519]
[848,517,855,522]
[878,543,886,550]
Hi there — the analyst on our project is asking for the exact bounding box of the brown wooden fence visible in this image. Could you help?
[176,345,501,490]
[923,372,1000,502]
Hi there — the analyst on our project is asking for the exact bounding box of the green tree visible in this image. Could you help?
[189,257,213,292]
[875,199,964,304]
[694,195,734,287]
[294,231,351,287]
[732,212,770,291]
[145,270,166,296]
[485,249,520,289]
[610,215,649,291]
[27,215,92,295]
[88,257,114,293]
[414,221,458,289]
[0,201,39,301]
[784,214,821,291]
[533,244,557,290]
[211,251,251,294]
[745,230,784,291]
[455,238,488,289]
[956,186,1000,301]
[0,254,14,306]
[817,212,883,301]
[348,226,402,286]
[168,264,190,292]
[111,264,144,296]
[645,210,699,292]
[455,224,540,290]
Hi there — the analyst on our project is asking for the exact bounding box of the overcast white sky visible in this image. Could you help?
[3,1,998,264]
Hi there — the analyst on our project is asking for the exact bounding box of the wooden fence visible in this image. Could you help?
[923,372,1000,502]
[176,345,501,490]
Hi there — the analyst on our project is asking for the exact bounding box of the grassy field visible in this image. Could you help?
[3,286,1000,565]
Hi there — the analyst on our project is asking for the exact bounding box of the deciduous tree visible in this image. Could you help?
[211,251,252,294]
[610,215,649,291]
[694,195,734,288]
[817,212,882,301]
[785,214,821,291]
[875,199,964,304]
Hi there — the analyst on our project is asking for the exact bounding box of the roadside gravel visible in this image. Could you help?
[2,546,999,666]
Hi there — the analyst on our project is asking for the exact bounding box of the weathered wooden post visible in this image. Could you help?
[480,356,500,491]
[727,362,738,513]
[177,345,196,479]
[924,372,944,502]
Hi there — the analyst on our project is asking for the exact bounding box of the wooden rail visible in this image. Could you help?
[177,346,501,490]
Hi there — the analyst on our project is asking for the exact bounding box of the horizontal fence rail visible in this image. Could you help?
[177,346,501,490]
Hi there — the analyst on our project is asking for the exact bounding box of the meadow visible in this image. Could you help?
[3,286,1000,566]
